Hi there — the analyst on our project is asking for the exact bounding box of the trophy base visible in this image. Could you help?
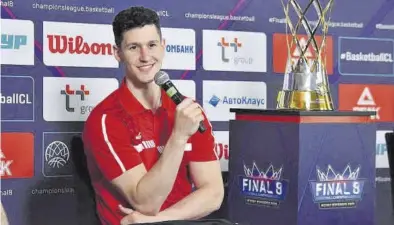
[276,90,334,111]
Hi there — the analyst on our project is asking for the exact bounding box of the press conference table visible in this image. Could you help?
[129,219,237,225]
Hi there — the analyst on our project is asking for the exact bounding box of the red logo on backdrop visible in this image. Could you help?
[215,142,229,160]
[339,84,394,122]
[1,132,34,179]
[60,84,90,112]
[47,35,113,55]
[273,33,333,75]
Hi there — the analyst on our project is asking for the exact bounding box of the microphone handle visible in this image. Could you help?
[161,81,206,133]
[197,121,206,133]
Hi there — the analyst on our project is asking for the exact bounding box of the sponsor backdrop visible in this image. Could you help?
[1,0,393,224]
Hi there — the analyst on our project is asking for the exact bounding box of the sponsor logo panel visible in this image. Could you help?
[338,37,394,76]
[202,30,267,72]
[1,19,34,65]
[1,76,34,122]
[43,21,118,68]
[273,33,333,75]
[172,80,196,100]
[203,81,267,122]
[42,132,81,178]
[338,84,394,122]
[43,77,119,121]
[161,28,196,70]
[376,130,391,169]
[213,131,229,172]
[1,132,34,179]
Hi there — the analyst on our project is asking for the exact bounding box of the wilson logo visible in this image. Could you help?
[47,35,113,55]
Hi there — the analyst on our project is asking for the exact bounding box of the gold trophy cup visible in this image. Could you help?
[276,0,334,111]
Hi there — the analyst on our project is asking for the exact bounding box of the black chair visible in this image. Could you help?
[385,131,394,211]
[70,136,101,224]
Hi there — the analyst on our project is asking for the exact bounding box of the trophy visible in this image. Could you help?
[276,0,334,111]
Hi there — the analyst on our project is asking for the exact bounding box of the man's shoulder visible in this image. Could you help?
[84,89,127,133]
[87,89,121,118]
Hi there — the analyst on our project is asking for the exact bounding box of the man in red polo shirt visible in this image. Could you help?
[82,6,224,225]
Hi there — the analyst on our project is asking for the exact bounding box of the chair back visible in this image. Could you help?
[385,131,394,211]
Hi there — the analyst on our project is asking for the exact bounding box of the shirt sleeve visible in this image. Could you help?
[186,110,218,162]
[83,113,143,181]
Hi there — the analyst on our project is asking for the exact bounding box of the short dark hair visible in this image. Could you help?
[112,6,161,47]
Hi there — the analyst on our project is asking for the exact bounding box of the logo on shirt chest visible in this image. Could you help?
[130,132,159,153]
[131,132,192,153]
[156,144,192,154]
[134,140,156,152]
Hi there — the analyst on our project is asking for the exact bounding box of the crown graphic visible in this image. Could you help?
[243,162,283,180]
[316,164,360,181]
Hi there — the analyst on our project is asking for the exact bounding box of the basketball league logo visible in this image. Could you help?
[239,162,289,208]
[309,164,365,209]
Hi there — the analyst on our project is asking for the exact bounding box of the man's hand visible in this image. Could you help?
[173,98,204,142]
[119,205,163,225]
[110,97,202,215]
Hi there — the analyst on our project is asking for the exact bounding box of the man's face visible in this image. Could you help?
[114,24,165,85]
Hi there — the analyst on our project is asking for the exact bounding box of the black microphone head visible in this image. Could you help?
[154,71,170,86]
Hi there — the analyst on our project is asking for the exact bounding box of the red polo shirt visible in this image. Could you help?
[82,79,218,225]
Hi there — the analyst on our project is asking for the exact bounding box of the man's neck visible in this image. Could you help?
[125,77,162,112]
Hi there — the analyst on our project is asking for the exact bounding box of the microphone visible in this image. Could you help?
[154,71,206,133]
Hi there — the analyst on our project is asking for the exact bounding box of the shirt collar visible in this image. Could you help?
[118,78,173,115]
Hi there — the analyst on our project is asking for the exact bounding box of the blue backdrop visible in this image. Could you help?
[1,0,394,224]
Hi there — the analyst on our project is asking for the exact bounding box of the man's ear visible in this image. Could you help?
[113,45,122,63]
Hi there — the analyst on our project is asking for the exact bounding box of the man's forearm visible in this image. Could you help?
[134,133,187,214]
[156,185,224,221]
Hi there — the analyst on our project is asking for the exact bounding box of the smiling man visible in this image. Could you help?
[82,6,224,225]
